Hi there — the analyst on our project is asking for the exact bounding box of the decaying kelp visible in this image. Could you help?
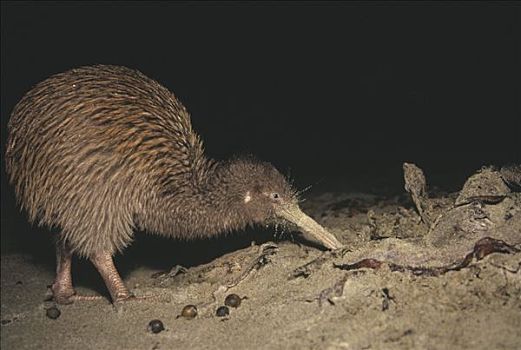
[455,167,510,206]
[335,237,519,276]
[403,162,432,225]
[331,164,521,275]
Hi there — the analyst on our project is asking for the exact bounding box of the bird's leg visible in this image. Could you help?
[51,242,76,304]
[50,241,105,304]
[90,251,133,303]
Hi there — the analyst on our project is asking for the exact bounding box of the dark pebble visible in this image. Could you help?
[224,294,241,308]
[148,319,164,333]
[216,306,229,317]
[181,305,197,319]
[46,307,61,319]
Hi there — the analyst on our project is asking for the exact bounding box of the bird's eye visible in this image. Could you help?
[271,192,280,200]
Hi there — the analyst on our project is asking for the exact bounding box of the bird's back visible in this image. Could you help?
[6,65,208,248]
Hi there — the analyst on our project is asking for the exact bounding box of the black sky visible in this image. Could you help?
[1,2,520,251]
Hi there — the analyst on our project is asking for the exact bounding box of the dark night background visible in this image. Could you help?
[1,2,520,270]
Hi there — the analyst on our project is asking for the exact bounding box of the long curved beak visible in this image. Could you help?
[276,203,344,250]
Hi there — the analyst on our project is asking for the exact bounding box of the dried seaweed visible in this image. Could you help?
[403,163,432,225]
[334,237,519,276]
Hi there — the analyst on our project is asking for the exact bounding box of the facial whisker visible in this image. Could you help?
[286,167,292,181]
[273,222,280,240]
[296,184,313,198]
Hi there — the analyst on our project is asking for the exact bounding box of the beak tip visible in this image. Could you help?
[326,240,344,251]
[277,204,344,251]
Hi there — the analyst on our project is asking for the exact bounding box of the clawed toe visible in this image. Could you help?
[114,291,135,303]
[49,281,107,304]
[50,284,76,305]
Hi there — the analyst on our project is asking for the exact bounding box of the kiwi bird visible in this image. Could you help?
[5,65,343,304]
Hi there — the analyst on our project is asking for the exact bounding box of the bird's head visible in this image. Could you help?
[221,157,343,250]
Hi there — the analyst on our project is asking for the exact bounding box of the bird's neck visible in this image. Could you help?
[147,160,251,239]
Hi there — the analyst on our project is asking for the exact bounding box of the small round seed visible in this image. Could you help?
[148,319,165,333]
[224,294,241,308]
[46,307,61,319]
[181,305,198,319]
[216,306,229,317]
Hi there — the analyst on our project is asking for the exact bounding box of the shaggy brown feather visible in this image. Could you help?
[6,65,294,257]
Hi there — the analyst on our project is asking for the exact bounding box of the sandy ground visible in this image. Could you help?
[1,167,520,350]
